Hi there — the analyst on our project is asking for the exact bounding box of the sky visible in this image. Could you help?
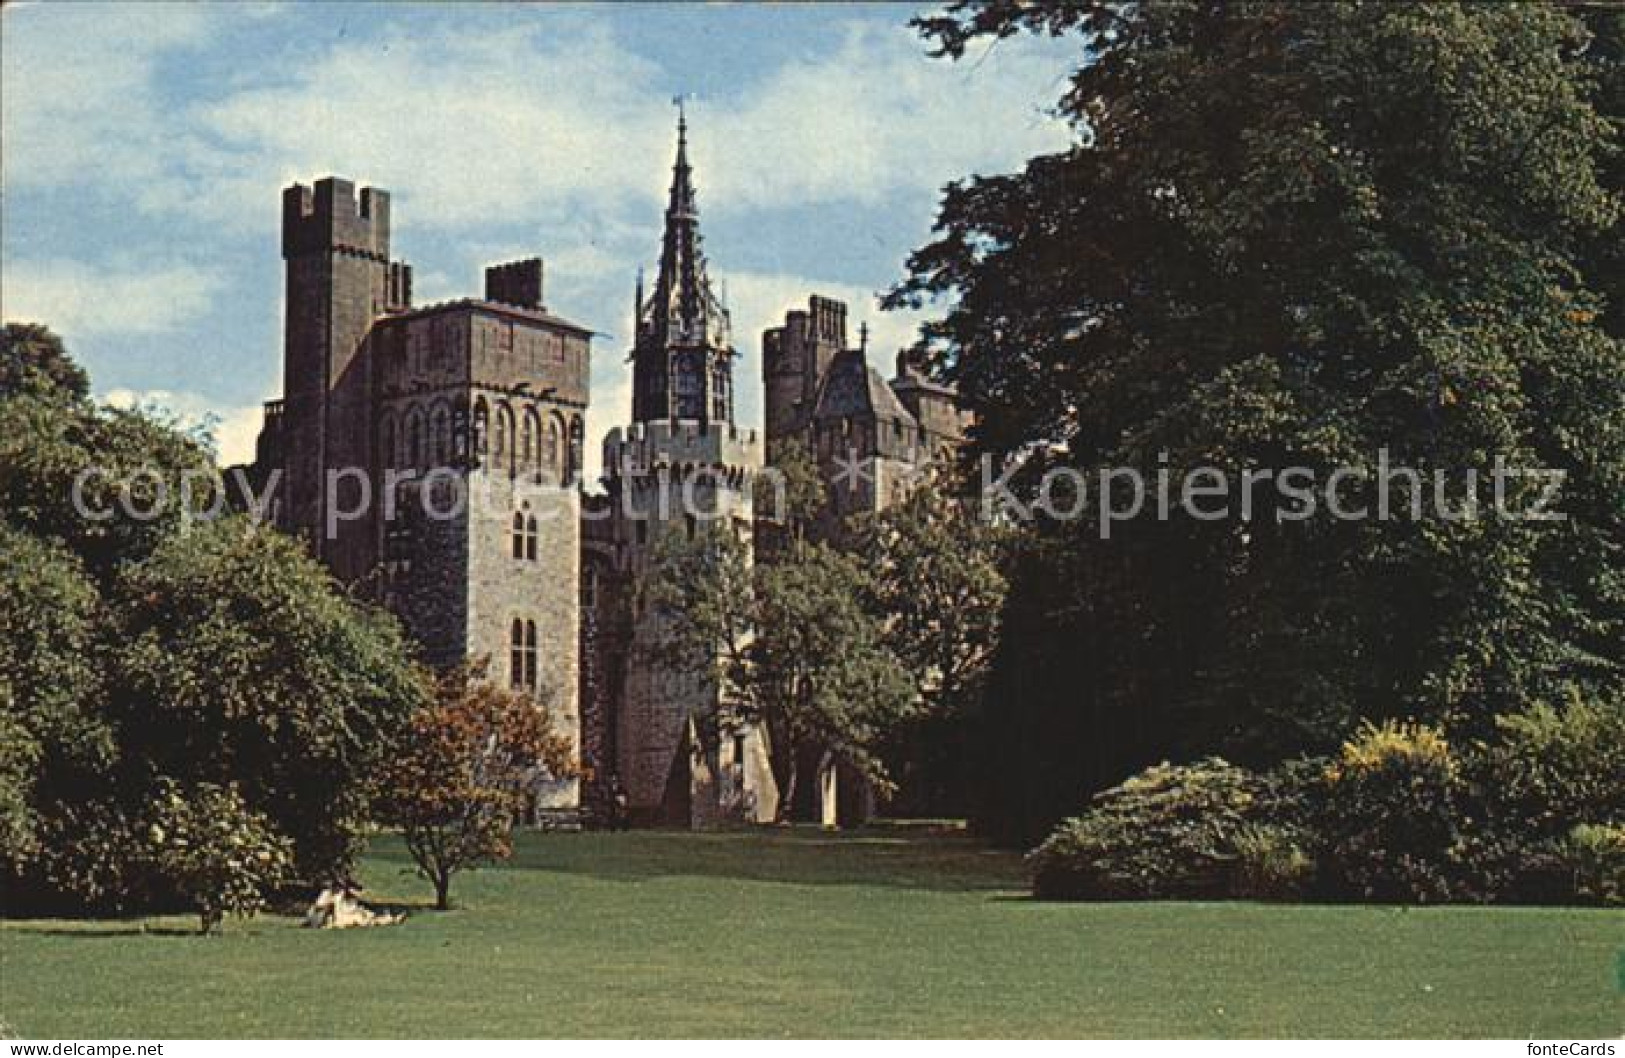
[1,1,1079,475]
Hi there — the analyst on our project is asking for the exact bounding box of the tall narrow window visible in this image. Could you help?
[430,404,450,467]
[523,620,538,690]
[512,512,526,559]
[521,409,538,472]
[510,618,526,689]
[525,514,539,561]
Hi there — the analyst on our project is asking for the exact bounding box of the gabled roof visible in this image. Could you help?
[811,349,918,426]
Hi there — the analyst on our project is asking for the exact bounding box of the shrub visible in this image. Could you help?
[143,779,294,934]
[1315,719,1477,903]
[1231,822,1315,900]
[1028,758,1267,900]
[1562,823,1625,906]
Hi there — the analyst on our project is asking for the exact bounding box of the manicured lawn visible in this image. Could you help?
[2,826,1620,1038]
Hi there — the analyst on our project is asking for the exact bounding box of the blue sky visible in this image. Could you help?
[1,1,1078,471]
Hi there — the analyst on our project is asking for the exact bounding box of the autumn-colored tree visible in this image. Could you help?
[376,662,575,910]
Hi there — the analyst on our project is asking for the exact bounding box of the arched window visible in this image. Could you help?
[521,408,539,472]
[567,416,584,484]
[510,617,538,691]
[430,403,450,467]
[407,407,425,468]
[544,416,562,481]
[512,505,538,561]
[472,398,490,461]
[494,403,515,472]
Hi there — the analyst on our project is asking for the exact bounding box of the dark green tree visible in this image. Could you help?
[892,1,1624,842]
[112,517,429,881]
[639,526,915,822]
[847,482,1009,813]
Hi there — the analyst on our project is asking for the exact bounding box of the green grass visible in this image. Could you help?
[3,826,1621,1038]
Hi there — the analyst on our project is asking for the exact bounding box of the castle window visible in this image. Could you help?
[674,352,703,420]
[568,416,584,484]
[544,416,562,481]
[509,618,538,691]
[407,408,425,468]
[472,399,490,460]
[494,403,515,473]
[430,404,450,467]
[512,506,538,560]
[521,409,539,472]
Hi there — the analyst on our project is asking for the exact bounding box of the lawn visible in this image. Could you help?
[2,826,1620,1038]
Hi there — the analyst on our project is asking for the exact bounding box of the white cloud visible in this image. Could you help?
[699,25,1074,211]
[1,258,222,339]
[101,387,268,467]
[0,3,215,193]
[4,7,1074,233]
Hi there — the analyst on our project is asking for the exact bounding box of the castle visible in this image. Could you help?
[249,113,964,827]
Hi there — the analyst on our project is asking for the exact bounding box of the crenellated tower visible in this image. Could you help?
[592,107,775,828]
[278,177,411,578]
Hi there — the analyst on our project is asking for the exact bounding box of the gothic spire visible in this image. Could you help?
[630,103,736,425]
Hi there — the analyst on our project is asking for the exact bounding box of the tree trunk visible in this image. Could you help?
[434,871,452,911]
[776,757,799,825]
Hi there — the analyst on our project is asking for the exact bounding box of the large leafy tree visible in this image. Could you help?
[891,1,1624,842]
[112,517,428,881]
[0,326,214,581]
[0,527,114,868]
[846,482,1009,813]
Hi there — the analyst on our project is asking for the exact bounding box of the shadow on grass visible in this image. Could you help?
[366,822,1028,894]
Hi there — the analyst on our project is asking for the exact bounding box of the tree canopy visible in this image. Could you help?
[892,0,1624,842]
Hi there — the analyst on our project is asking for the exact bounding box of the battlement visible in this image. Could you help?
[486,258,545,310]
[282,176,392,260]
[809,294,847,346]
[602,419,762,478]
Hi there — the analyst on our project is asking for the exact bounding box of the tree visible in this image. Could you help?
[755,436,828,554]
[639,526,916,822]
[1,323,90,401]
[376,662,575,910]
[0,527,114,873]
[892,0,1625,843]
[0,334,215,581]
[113,517,428,882]
[846,481,1009,813]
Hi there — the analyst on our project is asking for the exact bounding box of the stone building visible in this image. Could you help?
[757,298,971,824]
[762,295,969,535]
[249,112,965,829]
[580,112,778,827]
[253,177,590,814]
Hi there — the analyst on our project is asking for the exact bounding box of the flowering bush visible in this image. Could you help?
[144,779,294,934]
[1315,720,1477,903]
